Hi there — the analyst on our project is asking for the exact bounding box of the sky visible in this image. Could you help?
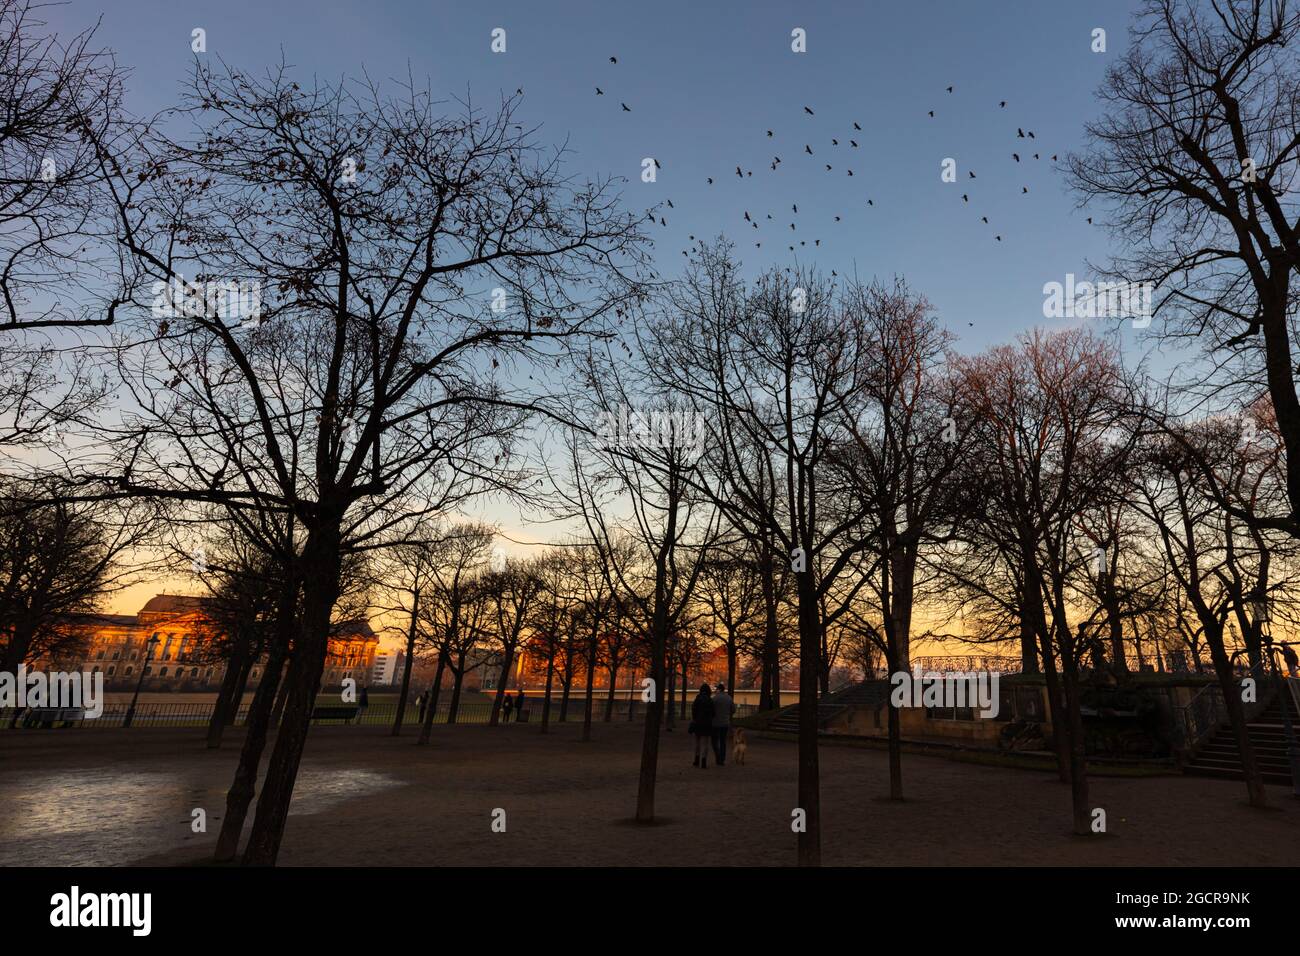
[47,0,1153,621]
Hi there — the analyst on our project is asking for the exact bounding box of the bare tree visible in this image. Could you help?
[1068,0,1300,532]
[80,63,645,864]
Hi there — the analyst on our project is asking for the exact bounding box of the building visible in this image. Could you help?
[369,650,405,687]
[63,594,378,692]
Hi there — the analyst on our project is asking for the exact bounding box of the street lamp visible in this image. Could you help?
[123,635,161,729]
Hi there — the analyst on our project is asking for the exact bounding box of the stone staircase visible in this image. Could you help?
[763,680,891,734]
[1185,685,1300,786]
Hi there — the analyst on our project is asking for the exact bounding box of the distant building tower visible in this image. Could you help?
[370,650,405,687]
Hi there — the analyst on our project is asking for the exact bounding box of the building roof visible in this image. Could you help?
[333,619,377,641]
[139,594,210,616]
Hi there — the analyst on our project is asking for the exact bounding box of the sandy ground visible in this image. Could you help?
[2,720,1298,866]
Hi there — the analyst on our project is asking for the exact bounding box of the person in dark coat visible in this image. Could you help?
[515,687,526,721]
[502,694,514,724]
[690,683,714,769]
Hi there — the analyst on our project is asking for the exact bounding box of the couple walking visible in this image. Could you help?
[689,682,736,768]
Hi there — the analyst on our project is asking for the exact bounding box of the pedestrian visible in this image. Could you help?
[415,691,427,725]
[1284,643,1299,678]
[515,687,526,722]
[502,694,514,724]
[690,683,714,769]
[356,685,369,724]
[711,681,736,766]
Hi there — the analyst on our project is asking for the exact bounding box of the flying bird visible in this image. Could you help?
[610,56,617,63]
[832,138,839,146]
[853,122,861,130]
[962,193,969,202]
[1013,153,1020,162]
[596,87,604,95]
[928,110,935,117]
[981,216,988,223]
[621,103,631,111]
[1018,128,1025,138]
[1022,186,1029,193]
[805,144,813,155]
[736,166,743,178]
[850,140,859,147]
[969,171,977,178]
[767,130,774,137]
[999,101,1007,108]
[804,106,814,115]
[946,85,954,93]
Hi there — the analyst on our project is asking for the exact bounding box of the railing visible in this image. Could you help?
[0,696,759,731]
[1174,663,1270,754]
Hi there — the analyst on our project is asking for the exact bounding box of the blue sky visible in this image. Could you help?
[58,0,1143,350]
[54,0,1155,616]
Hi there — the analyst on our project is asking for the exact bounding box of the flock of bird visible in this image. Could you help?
[590,56,1081,263]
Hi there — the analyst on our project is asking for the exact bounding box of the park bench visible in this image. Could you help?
[310,705,358,722]
[21,707,86,728]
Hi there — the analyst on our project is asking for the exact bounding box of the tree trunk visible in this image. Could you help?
[214,637,288,861]
[207,633,253,749]
[760,553,780,712]
[241,525,342,866]
[447,655,465,724]
[417,651,446,745]
[794,567,822,866]
[1059,649,1092,835]
[390,591,420,737]
[635,618,668,822]
[582,634,597,741]
[680,655,688,719]
[1207,623,1268,808]
[490,643,516,727]
[604,663,619,721]
[541,643,556,733]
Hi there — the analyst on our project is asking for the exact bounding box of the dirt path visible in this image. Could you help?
[3,721,1297,866]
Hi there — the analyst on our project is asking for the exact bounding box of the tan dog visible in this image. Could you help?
[732,727,748,765]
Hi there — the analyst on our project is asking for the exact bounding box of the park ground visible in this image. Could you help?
[2,720,1298,867]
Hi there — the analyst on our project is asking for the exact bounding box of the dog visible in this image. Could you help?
[732,727,748,765]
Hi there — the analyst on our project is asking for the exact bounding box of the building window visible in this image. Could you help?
[190,667,199,678]
[144,665,153,676]
[158,666,168,677]
[107,665,116,676]
[124,666,133,676]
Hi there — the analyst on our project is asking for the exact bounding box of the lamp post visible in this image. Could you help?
[123,635,161,729]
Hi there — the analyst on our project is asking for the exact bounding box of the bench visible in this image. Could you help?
[311,705,359,722]
[22,707,86,728]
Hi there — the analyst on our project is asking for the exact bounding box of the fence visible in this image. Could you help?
[0,695,759,731]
